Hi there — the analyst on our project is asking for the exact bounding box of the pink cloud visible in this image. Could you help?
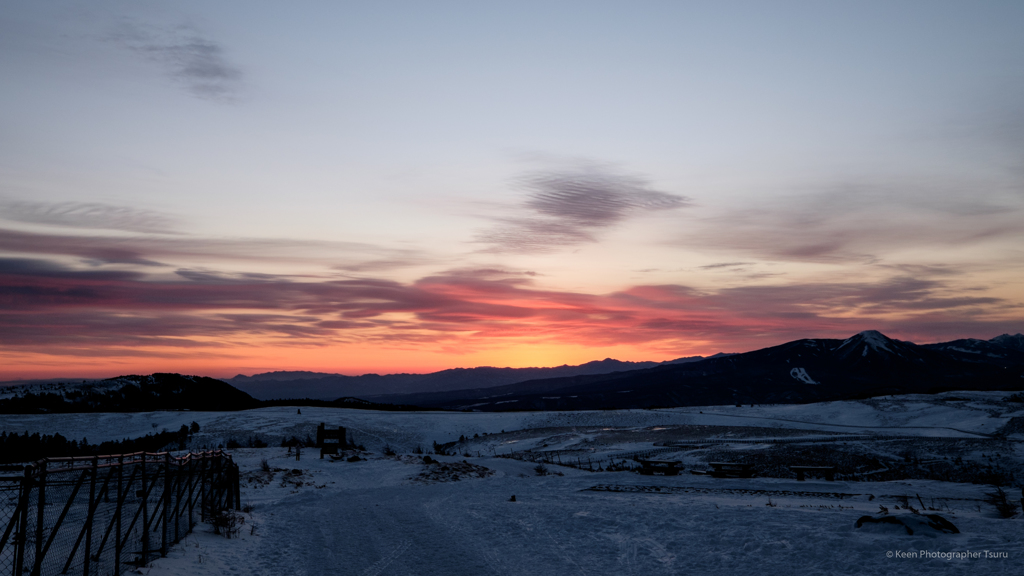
[1,257,1020,369]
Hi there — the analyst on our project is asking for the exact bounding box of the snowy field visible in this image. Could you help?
[3,391,1023,575]
[4,390,1022,450]
[143,452,1021,576]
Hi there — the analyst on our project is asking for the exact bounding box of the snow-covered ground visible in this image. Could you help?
[3,391,1023,575]
[3,391,1022,450]
[140,451,1022,576]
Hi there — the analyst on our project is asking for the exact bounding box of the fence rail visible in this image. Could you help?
[0,450,239,576]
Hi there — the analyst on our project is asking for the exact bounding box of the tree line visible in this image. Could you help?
[0,422,200,465]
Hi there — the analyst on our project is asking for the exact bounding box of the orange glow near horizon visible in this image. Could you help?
[2,261,1021,382]
[0,336,719,381]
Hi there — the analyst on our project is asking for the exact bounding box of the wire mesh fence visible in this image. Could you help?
[0,450,239,576]
[0,480,21,576]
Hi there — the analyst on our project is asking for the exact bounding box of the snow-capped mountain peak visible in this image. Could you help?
[857,330,893,352]
[836,330,895,355]
[990,333,1024,352]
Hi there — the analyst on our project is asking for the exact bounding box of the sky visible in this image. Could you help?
[2,1,1023,380]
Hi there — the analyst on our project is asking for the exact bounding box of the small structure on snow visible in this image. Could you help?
[317,423,348,458]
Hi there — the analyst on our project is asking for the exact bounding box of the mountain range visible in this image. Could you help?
[2,331,1022,414]
[366,331,1024,411]
[225,356,720,400]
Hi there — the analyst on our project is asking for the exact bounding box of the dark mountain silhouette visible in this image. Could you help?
[989,333,1024,352]
[0,373,258,413]
[372,331,1024,411]
[226,357,714,400]
[3,332,1022,414]
[229,370,340,382]
[921,334,1024,366]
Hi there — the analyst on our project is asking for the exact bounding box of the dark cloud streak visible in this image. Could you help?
[699,262,754,270]
[112,22,242,102]
[478,167,689,253]
[0,227,423,270]
[1,200,178,234]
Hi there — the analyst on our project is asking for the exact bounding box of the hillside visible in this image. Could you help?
[0,373,259,413]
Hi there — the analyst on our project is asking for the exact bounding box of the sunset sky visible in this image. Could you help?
[2,1,1023,380]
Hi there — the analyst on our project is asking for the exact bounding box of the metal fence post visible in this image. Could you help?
[223,458,232,510]
[13,467,31,576]
[188,455,195,530]
[31,461,46,576]
[199,455,207,522]
[174,456,182,543]
[209,454,217,512]
[83,456,98,576]
[233,462,240,511]
[141,453,149,565]
[114,456,122,576]
[221,455,229,511]
[210,454,218,512]
[162,453,170,557]
[219,453,227,506]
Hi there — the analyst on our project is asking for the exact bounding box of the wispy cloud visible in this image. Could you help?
[0,200,178,234]
[0,227,423,269]
[477,166,689,253]
[333,256,436,273]
[112,21,243,102]
[699,262,754,270]
[675,178,1024,263]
